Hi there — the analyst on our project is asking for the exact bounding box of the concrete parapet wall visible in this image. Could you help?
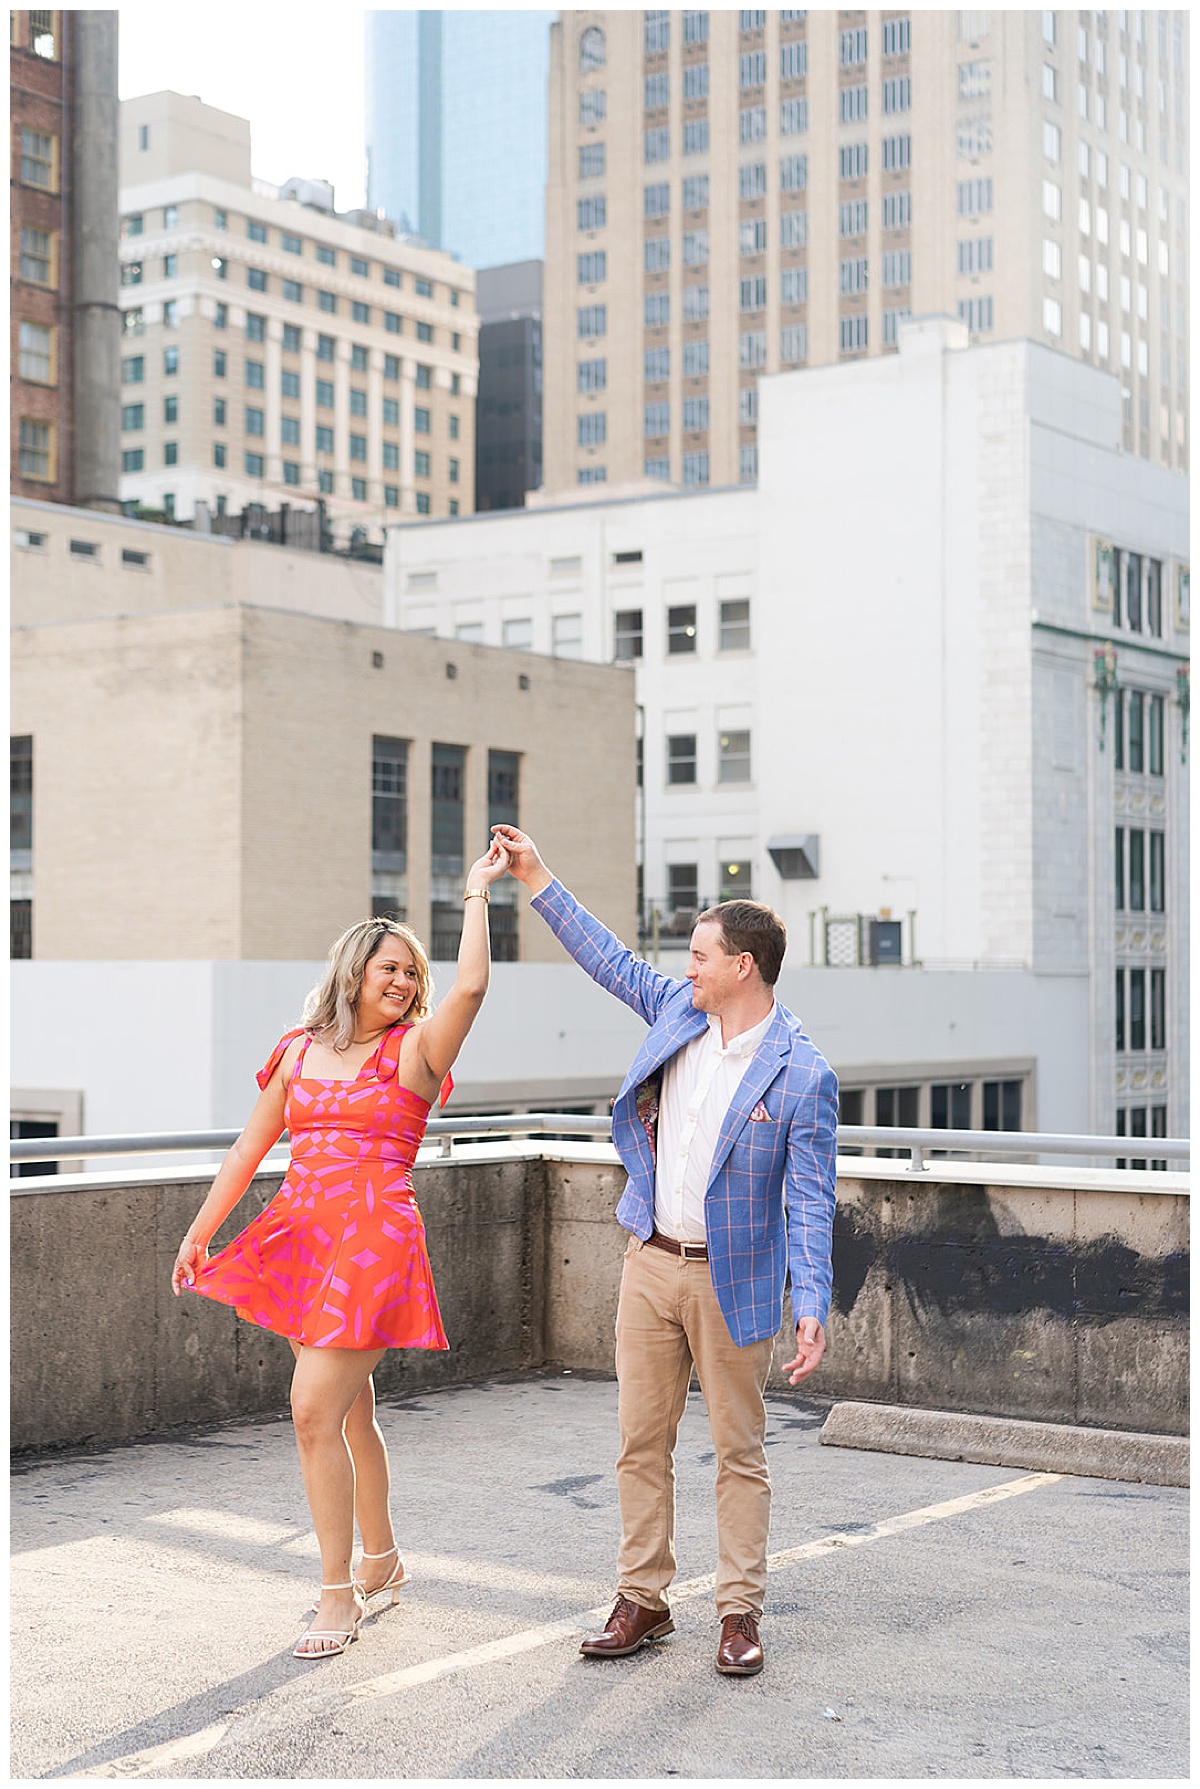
[9,1151,1189,1450]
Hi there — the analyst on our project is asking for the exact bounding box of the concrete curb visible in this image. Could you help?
[819,1401,1190,1487]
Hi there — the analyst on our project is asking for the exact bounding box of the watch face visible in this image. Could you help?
[579,26,605,70]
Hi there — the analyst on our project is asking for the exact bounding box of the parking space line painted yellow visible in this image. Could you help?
[77,1470,1063,1779]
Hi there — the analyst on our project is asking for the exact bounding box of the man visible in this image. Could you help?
[492,825,837,1678]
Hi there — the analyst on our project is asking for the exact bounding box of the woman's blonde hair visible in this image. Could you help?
[302,918,433,1049]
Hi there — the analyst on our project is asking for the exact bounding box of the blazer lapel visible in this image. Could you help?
[705,1012,791,1187]
[618,997,708,1099]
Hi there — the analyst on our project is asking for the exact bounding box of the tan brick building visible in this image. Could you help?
[11,9,75,501]
[117,93,478,544]
[544,7,1190,494]
[11,500,636,963]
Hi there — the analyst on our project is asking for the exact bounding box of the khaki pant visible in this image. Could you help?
[613,1236,775,1618]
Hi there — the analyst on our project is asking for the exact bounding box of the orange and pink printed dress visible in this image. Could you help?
[192,1025,450,1351]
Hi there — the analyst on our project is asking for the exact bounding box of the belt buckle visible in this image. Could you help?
[680,1240,706,1260]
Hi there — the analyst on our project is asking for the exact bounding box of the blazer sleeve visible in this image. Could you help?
[530,878,680,1027]
[783,1060,839,1326]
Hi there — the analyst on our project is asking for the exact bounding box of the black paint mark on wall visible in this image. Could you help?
[831,1189,1189,1326]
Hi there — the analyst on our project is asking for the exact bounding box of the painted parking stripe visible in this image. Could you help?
[78,1471,1063,1779]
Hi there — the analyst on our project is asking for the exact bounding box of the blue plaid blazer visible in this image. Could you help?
[531,880,838,1346]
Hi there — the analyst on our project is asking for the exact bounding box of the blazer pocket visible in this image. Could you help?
[748,1101,772,1122]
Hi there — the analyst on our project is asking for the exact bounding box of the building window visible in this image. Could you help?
[247,267,268,294]
[578,412,607,446]
[645,181,671,218]
[739,444,758,482]
[718,730,751,783]
[683,287,709,321]
[122,355,144,384]
[316,379,334,409]
[246,360,265,390]
[385,354,400,380]
[1150,968,1166,1051]
[683,396,709,432]
[1149,830,1165,912]
[780,210,808,247]
[840,315,869,352]
[18,321,53,383]
[414,407,431,434]
[577,304,607,338]
[644,402,669,438]
[982,1080,1022,1131]
[840,257,869,295]
[282,461,300,486]
[18,419,53,480]
[416,322,433,344]
[719,600,751,652]
[645,9,669,53]
[781,266,808,304]
[318,470,333,494]
[414,450,431,478]
[580,142,606,179]
[840,200,869,238]
[667,735,697,785]
[381,440,399,471]
[122,448,143,472]
[645,236,671,272]
[431,741,466,882]
[780,97,808,134]
[553,614,584,658]
[581,88,607,125]
[958,296,993,333]
[645,456,670,480]
[213,442,226,468]
[20,128,56,190]
[164,395,178,424]
[578,196,607,231]
[739,387,758,425]
[244,451,264,477]
[882,250,912,287]
[352,300,370,325]
[1128,968,1146,1052]
[578,251,607,284]
[781,153,808,192]
[448,415,459,437]
[683,339,709,376]
[883,190,911,229]
[683,119,710,156]
[315,425,334,453]
[350,387,368,416]
[668,605,697,654]
[1128,827,1145,909]
[385,486,400,509]
[1115,968,1126,1051]
[840,85,868,123]
[740,105,768,143]
[280,415,300,445]
[645,126,670,164]
[281,369,300,400]
[352,477,367,502]
[1148,694,1164,775]
[884,134,913,171]
[246,313,266,343]
[214,303,227,331]
[614,610,643,660]
[1114,827,1125,911]
[349,433,367,462]
[579,357,608,392]
[883,76,911,113]
[20,226,53,286]
[740,222,768,258]
[1127,690,1145,770]
[738,330,766,367]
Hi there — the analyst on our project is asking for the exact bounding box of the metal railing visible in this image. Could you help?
[8,1118,1190,1175]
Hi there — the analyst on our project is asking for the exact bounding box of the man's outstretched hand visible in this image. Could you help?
[782,1318,826,1386]
[490,825,553,896]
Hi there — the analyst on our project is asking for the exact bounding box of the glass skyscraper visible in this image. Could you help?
[365,10,553,271]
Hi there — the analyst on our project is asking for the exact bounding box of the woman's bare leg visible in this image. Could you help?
[343,1374,401,1591]
[288,1343,386,1655]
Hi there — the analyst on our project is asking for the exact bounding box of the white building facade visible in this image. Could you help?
[385,318,1189,1139]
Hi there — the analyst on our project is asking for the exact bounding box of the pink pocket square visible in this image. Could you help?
[748,1102,772,1122]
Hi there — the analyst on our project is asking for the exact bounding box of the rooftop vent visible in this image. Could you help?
[767,834,819,879]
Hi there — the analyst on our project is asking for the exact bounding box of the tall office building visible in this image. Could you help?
[475,260,544,509]
[11,8,121,510]
[117,93,477,538]
[365,10,555,270]
[544,8,1190,493]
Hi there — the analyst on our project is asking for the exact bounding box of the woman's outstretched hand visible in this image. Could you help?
[172,1238,208,1296]
[466,837,511,890]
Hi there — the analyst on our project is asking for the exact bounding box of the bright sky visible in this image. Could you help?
[117,4,369,208]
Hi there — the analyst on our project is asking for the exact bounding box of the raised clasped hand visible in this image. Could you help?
[466,837,511,888]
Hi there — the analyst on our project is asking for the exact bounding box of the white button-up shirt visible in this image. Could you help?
[653,1004,776,1243]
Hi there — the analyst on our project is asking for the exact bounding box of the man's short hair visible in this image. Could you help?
[695,900,787,986]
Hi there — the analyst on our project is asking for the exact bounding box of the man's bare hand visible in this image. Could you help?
[782,1317,825,1386]
[489,825,553,896]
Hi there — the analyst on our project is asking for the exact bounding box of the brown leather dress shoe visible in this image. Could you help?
[716,1612,764,1676]
[580,1594,675,1657]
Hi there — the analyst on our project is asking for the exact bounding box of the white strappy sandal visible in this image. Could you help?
[293,1579,365,1659]
[354,1544,410,1608]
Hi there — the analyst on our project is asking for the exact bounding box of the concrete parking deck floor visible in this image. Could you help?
[11,1373,1188,1781]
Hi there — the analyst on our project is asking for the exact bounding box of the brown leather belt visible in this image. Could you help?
[647,1230,709,1261]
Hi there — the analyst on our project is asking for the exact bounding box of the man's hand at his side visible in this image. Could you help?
[782,1318,826,1386]
[490,825,553,897]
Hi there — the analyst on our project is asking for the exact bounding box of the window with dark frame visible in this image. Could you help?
[982,1079,1022,1131]
[1127,690,1145,770]
[371,737,408,869]
[1148,694,1164,774]
[667,604,697,653]
[1128,828,1145,909]
[1128,968,1146,1051]
[1114,826,1125,909]
[667,734,697,784]
[1148,830,1164,910]
[1150,968,1165,1051]
[1115,968,1125,1051]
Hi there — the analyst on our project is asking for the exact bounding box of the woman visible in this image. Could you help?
[172,838,510,1659]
